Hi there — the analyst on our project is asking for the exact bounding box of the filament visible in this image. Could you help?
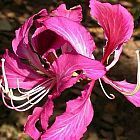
[120,50,140,96]
[1,59,9,93]
[1,58,54,111]
[99,78,115,100]
[102,50,140,96]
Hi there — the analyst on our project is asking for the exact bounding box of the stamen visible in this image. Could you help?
[1,58,54,111]
[121,50,140,96]
[10,89,49,111]
[17,78,52,94]
[1,58,9,93]
[2,82,52,111]
[106,47,123,71]
[99,78,115,100]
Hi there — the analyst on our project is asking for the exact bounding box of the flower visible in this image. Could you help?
[1,0,139,139]
[0,3,105,140]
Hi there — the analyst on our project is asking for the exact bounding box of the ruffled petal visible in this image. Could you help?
[43,16,96,58]
[51,54,106,79]
[41,85,94,140]
[24,96,54,140]
[90,0,134,63]
[3,50,45,89]
[51,4,82,23]
[12,9,48,58]
[51,54,106,94]
[12,9,48,71]
[24,107,42,140]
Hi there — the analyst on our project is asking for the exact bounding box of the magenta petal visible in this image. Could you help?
[51,54,106,80]
[52,74,84,98]
[3,50,45,89]
[24,107,42,140]
[61,42,77,54]
[12,9,48,70]
[51,4,82,23]
[24,96,54,140]
[31,26,66,56]
[102,76,140,107]
[113,81,140,107]
[43,17,96,58]
[41,86,94,140]
[90,0,134,63]
[40,96,54,130]
[58,74,84,93]
[12,9,48,57]
[50,54,105,97]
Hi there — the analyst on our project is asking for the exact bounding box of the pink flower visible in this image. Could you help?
[1,1,139,139]
[0,4,105,140]
[90,0,140,107]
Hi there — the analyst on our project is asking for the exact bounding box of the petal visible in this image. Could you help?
[90,0,134,63]
[61,42,77,54]
[51,4,82,23]
[24,96,54,140]
[12,9,48,57]
[31,26,66,56]
[51,54,106,80]
[52,74,84,97]
[43,16,96,58]
[41,85,94,140]
[3,50,44,89]
[50,54,105,95]
[112,81,140,107]
[102,76,140,107]
[24,107,42,140]
[12,9,48,71]
[40,96,54,130]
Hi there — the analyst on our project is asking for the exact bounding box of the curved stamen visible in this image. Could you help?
[1,58,55,111]
[17,78,53,94]
[119,50,140,96]
[2,86,50,111]
[2,81,53,111]
[10,89,50,111]
[99,78,115,100]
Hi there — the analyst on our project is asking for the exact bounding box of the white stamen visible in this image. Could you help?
[1,58,54,111]
[121,50,140,96]
[17,78,52,95]
[99,78,115,100]
[1,59,9,93]
[10,89,50,111]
